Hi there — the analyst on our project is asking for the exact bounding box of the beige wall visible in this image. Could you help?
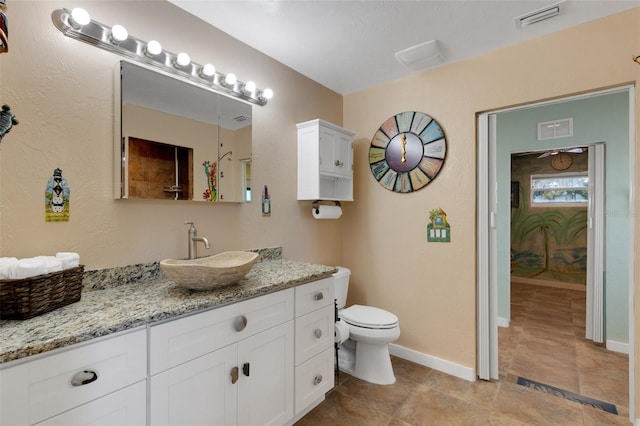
[343,5,639,391]
[3,0,640,413]
[0,1,344,268]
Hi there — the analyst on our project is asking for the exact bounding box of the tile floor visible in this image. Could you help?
[297,283,630,425]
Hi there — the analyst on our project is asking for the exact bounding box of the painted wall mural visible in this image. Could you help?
[510,152,588,285]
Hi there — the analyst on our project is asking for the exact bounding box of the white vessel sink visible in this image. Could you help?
[160,251,259,290]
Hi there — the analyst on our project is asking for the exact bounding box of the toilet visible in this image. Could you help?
[334,267,400,385]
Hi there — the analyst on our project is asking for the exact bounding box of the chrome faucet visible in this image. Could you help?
[185,221,210,259]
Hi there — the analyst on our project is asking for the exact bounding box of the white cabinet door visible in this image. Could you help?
[150,344,237,426]
[34,381,146,426]
[237,321,294,426]
[320,126,352,178]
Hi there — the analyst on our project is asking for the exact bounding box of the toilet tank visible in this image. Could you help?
[333,267,351,309]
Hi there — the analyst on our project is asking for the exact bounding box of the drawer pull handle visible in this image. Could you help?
[313,292,324,301]
[230,367,239,384]
[314,328,323,339]
[243,362,250,377]
[71,370,98,387]
[335,160,344,167]
[313,375,323,386]
[234,315,248,332]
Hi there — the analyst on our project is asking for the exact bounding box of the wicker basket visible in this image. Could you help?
[0,265,84,320]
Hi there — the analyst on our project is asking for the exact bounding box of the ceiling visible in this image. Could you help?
[169,0,639,95]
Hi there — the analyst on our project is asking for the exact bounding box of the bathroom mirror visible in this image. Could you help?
[116,61,252,203]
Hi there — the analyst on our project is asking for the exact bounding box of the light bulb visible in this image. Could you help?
[224,73,237,86]
[244,81,256,93]
[69,8,90,28]
[262,88,274,100]
[200,64,216,78]
[175,52,191,68]
[145,40,162,57]
[110,25,128,43]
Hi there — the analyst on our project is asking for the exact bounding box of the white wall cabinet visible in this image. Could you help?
[0,329,147,426]
[297,119,355,201]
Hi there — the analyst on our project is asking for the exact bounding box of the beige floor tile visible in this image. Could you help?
[334,374,419,417]
[396,384,491,426]
[424,370,500,408]
[491,381,583,425]
[295,390,393,426]
[391,355,433,384]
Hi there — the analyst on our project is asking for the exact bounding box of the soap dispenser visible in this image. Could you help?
[262,185,271,217]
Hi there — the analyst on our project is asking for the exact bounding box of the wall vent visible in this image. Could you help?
[537,118,573,140]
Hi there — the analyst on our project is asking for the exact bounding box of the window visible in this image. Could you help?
[531,172,588,205]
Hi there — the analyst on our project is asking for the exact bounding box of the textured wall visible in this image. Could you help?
[343,8,640,377]
[0,1,344,268]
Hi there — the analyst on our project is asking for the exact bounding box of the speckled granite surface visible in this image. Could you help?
[0,249,335,365]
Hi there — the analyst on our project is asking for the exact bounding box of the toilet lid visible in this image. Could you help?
[340,305,399,329]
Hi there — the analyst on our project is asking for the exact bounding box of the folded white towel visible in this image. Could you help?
[14,258,49,279]
[56,252,80,269]
[35,256,63,274]
[0,257,18,279]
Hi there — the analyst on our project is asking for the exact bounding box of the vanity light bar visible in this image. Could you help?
[51,8,273,106]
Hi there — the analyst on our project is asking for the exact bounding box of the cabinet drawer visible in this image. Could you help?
[0,329,146,426]
[294,348,334,416]
[150,288,294,375]
[295,278,334,317]
[35,380,146,426]
[295,305,334,366]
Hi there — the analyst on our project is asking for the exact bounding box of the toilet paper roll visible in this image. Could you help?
[335,321,350,344]
[312,205,342,220]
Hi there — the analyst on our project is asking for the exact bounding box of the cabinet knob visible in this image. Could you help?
[335,160,343,167]
[71,370,98,387]
[313,375,323,386]
[314,328,323,339]
[230,367,239,384]
[313,292,324,301]
[234,315,248,332]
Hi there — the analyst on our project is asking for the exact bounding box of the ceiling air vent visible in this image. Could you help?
[395,40,443,71]
[537,118,573,140]
[514,1,563,29]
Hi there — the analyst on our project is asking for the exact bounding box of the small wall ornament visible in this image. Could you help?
[427,208,450,242]
[45,168,70,222]
[0,104,18,142]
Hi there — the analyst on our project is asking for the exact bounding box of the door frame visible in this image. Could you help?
[476,85,635,420]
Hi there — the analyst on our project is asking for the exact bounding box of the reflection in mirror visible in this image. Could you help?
[118,61,252,203]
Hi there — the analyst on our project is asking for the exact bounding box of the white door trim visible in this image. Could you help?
[476,84,635,421]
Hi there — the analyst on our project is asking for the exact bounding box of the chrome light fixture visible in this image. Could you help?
[51,8,273,106]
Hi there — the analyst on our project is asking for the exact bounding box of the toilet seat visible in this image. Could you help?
[340,305,399,329]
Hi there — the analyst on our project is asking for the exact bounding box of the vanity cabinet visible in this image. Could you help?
[0,277,336,426]
[0,329,147,426]
[149,288,295,426]
[297,119,355,201]
[293,278,335,418]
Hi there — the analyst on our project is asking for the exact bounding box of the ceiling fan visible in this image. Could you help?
[536,146,586,158]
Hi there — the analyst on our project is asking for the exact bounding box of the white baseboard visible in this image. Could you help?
[606,339,629,355]
[389,343,476,382]
[497,317,509,328]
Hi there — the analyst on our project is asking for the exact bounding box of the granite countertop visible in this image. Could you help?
[0,254,336,365]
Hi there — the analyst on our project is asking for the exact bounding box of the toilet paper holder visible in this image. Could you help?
[312,200,341,215]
